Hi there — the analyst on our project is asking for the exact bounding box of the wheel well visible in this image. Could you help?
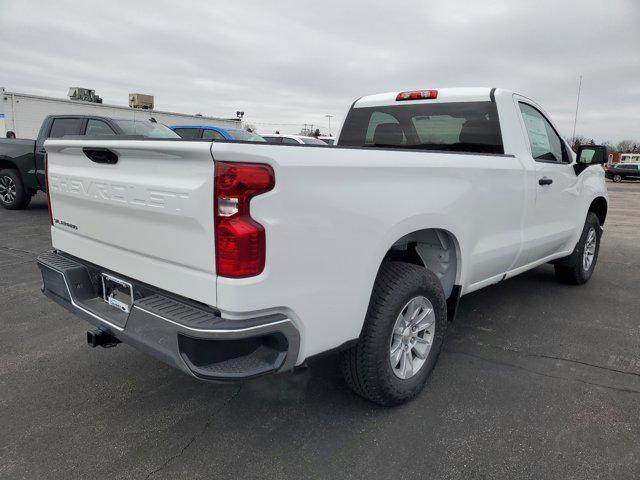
[383,229,459,299]
[589,197,607,226]
[0,159,19,172]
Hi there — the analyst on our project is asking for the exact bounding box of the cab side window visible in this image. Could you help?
[85,119,116,136]
[174,128,202,139]
[518,103,566,163]
[282,137,299,144]
[202,129,226,141]
[49,118,83,138]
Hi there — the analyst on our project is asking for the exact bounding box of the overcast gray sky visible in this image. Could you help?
[1,0,638,141]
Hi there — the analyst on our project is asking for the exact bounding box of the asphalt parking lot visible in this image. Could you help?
[1,182,639,480]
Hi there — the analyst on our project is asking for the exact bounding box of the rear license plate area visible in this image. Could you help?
[101,273,133,314]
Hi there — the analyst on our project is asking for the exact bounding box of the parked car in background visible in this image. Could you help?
[318,136,336,145]
[605,163,640,182]
[171,125,266,142]
[262,134,328,145]
[0,115,179,209]
[39,87,609,405]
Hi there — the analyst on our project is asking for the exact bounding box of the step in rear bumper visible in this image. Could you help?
[37,250,300,381]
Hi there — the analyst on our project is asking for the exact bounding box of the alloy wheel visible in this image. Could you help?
[583,227,597,271]
[0,175,17,204]
[389,295,436,380]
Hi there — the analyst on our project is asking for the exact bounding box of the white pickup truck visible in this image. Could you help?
[38,88,608,405]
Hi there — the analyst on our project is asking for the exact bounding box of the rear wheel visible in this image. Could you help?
[612,174,622,183]
[554,212,601,285]
[340,262,447,406]
[0,169,31,210]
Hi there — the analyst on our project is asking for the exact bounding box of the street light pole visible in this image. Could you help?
[325,114,334,136]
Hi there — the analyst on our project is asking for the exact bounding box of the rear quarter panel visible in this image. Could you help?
[212,142,527,361]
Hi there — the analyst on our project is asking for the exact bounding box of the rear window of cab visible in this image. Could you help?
[339,101,503,154]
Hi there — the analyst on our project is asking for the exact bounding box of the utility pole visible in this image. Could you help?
[325,114,334,136]
[572,75,582,140]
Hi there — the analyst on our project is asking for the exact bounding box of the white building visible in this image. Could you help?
[1,88,241,138]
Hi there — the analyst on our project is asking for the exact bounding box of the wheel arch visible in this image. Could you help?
[0,158,19,171]
[381,228,461,300]
[588,196,607,227]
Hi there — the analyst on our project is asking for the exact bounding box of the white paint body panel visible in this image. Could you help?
[44,88,608,364]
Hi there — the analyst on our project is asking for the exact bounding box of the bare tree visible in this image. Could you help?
[566,135,594,153]
[244,123,257,133]
[616,140,639,153]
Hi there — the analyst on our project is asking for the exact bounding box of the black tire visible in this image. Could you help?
[340,262,447,406]
[554,212,601,285]
[0,169,31,210]
[612,174,622,183]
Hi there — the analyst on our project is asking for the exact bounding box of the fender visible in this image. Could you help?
[0,154,38,192]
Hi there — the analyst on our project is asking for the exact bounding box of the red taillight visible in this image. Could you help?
[44,153,53,226]
[214,161,275,278]
[396,90,438,101]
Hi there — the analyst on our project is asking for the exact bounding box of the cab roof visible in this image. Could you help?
[353,88,504,108]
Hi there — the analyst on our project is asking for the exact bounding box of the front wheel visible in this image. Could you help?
[554,212,601,285]
[612,174,622,183]
[0,169,31,210]
[340,262,447,406]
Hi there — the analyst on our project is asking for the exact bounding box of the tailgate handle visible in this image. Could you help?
[83,147,119,165]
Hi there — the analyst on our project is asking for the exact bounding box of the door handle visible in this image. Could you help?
[538,177,553,186]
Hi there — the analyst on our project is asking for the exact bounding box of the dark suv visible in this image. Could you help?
[605,163,640,183]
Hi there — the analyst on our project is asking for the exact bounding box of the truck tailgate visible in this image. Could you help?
[44,139,217,306]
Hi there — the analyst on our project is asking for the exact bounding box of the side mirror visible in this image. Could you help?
[576,145,608,165]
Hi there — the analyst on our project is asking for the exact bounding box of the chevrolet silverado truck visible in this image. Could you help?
[37,88,608,405]
[0,115,179,209]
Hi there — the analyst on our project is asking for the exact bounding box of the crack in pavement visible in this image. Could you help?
[0,260,36,269]
[447,349,640,395]
[0,246,39,257]
[600,259,640,268]
[450,328,640,379]
[529,352,640,379]
[143,383,244,480]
